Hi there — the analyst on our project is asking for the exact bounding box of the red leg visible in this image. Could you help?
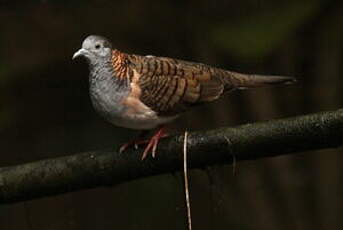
[141,127,168,160]
[119,126,168,160]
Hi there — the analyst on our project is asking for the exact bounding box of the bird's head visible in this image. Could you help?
[73,35,112,64]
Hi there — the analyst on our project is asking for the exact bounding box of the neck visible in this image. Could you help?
[88,57,131,119]
[89,56,129,91]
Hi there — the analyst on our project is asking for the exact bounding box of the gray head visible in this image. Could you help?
[73,35,112,65]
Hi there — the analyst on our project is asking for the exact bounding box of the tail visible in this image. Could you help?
[225,71,296,89]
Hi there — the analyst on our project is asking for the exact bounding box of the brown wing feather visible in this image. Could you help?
[124,53,295,116]
[126,55,227,116]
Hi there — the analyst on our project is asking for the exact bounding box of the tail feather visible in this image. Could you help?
[225,71,296,89]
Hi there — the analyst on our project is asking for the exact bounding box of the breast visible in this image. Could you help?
[90,75,177,130]
[92,91,177,130]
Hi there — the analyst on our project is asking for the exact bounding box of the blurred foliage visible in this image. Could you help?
[212,1,321,59]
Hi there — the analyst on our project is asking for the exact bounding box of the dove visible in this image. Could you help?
[73,35,296,159]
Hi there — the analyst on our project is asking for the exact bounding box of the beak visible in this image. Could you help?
[72,48,87,60]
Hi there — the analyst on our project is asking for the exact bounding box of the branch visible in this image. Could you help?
[1,109,343,204]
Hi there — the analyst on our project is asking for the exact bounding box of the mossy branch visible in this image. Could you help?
[1,109,343,204]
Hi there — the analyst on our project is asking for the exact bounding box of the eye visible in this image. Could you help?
[95,44,101,49]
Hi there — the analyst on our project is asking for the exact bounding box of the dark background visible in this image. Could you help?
[1,0,343,229]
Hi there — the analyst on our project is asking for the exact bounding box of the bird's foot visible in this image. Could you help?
[141,128,168,160]
[119,127,168,160]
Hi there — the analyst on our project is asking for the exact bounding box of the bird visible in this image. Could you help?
[73,35,296,160]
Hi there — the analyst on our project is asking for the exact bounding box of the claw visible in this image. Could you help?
[141,127,166,160]
[119,127,168,160]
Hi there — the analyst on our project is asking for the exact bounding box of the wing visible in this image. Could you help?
[127,55,230,116]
